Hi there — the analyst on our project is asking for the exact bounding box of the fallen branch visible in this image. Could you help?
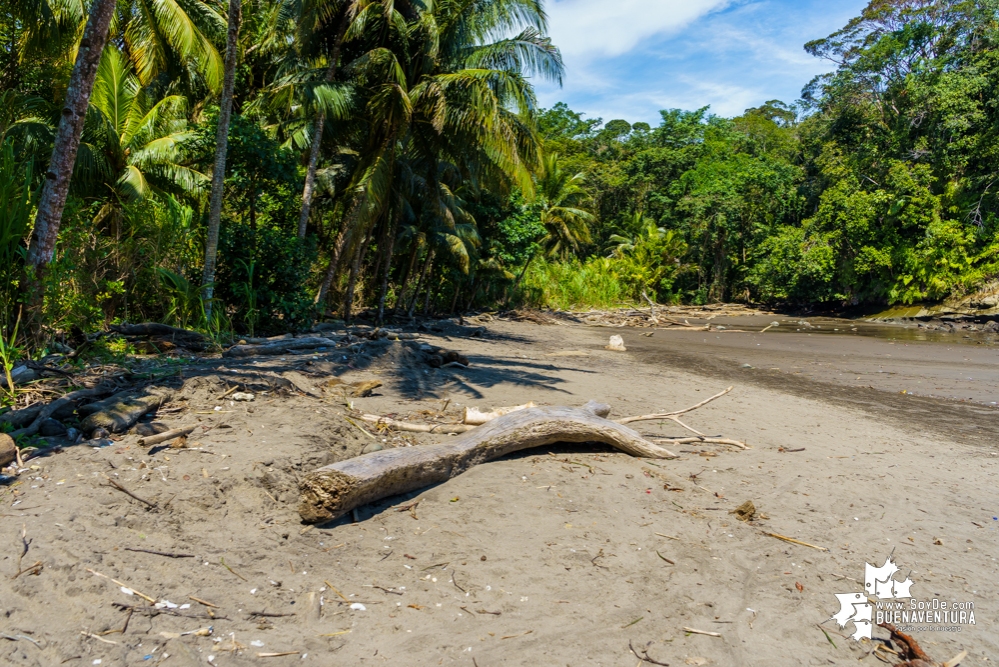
[138,426,197,447]
[684,627,722,638]
[879,622,967,667]
[113,602,225,620]
[124,548,194,559]
[629,640,670,666]
[103,476,157,509]
[223,337,338,358]
[357,388,746,447]
[654,437,748,450]
[110,323,206,340]
[358,414,474,434]
[760,531,828,552]
[299,402,677,523]
[615,387,733,424]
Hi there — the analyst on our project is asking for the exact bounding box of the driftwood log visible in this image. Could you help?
[298,401,677,524]
[79,387,175,436]
[359,414,474,434]
[223,336,339,358]
[110,323,206,340]
[10,385,116,439]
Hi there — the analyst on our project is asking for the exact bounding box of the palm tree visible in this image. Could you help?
[78,45,207,225]
[320,0,565,314]
[201,0,242,320]
[514,152,593,286]
[115,0,227,92]
[28,0,118,294]
[24,0,227,307]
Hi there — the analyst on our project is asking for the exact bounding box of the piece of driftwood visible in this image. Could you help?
[879,622,967,667]
[223,337,338,358]
[10,385,115,439]
[138,425,198,447]
[358,414,474,434]
[0,404,44,429]
[613,386,748,449]
[299,402,677,523]
[359,387,747,450]
[463,402,536,425]
[80,388,175,436]
[10,365,39,386]
[110,323,206,340]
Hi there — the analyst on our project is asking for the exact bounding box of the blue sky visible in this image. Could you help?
[533,0,870,125]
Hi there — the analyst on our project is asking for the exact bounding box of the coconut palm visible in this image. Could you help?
[78,45,206,224]
[115,0,228,92]
[511,152,592,287]
[200,0,242,319]
[25,0,226,294]
[326,0,565,312]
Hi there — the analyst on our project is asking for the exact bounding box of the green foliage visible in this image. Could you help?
[519,259,625,310]
[0,138,34,329]
[215,224,318,335]
[156,268,207,331]
[13,0,999,346]
[0,311,24,402]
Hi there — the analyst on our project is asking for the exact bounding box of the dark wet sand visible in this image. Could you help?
[623,321,999,448]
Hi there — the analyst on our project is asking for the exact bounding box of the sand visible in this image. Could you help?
[1,318,996,666]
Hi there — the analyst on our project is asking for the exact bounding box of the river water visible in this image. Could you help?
[621,313,999,448]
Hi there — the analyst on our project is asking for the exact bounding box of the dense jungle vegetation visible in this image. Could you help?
[2,0,999,350]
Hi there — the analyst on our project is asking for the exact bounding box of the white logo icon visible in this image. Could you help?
[832,555,912,640]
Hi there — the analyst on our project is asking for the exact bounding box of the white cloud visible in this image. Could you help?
[546,0,731,58]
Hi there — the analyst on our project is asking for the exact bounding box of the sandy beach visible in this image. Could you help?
[1,316,996,666]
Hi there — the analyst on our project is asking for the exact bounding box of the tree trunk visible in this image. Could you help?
[200,0,242,320]
[315,223,349,308]
[464,277,479,311]
[513,250,537,290]
[449,276,461,314]
[391,243,419,317]
[408,248,433,317]
[422,266,435,314]
[296,13,350,239]
[376,220,397,324]
[297,113,325,239]
[298,402,677,524]
[342,234,366,324]
[26,0,117,295]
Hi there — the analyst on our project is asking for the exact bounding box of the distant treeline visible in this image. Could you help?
[2,0,998,345]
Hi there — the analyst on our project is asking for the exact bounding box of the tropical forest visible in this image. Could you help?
[3,0,999,344]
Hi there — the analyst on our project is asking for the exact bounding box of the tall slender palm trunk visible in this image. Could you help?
[297,114,325,238]
[376,218,398,324]
[201,0,242,320]
[342,235,366,324]
[391,244,419,317]
[27,0,117,298]
[315,222,349,308]
[408,249,433,318]
[297,14,350,239]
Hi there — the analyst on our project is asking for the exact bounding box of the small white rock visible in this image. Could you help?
[605,335,626,352]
